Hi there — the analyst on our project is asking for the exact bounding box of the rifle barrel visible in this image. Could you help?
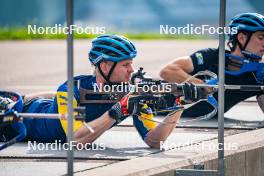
[16,113,84,121]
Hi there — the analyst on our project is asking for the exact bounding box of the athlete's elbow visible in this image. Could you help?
[144,138,161,149]
[159,65,180,81]
[74,133,97,145]
[159,68,168,80]
[159,66,172,80]
[146,141,161,148]
[75,137,96,145]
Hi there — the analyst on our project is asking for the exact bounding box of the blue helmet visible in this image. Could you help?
[89,34,137,66]
[228,13,264,51]
[229,13,264,37]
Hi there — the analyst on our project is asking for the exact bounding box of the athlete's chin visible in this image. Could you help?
[117,78,130,83]
[124,76,131,82]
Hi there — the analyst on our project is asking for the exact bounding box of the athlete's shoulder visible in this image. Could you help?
[191,48,218,58]
[77,75,96,90]
[57,75,96,92]
[192,48,230,57]
[190,48,231,65]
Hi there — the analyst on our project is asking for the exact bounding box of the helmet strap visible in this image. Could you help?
[227,38,236,52]
[237,32,252,51]
[97,62,117,85]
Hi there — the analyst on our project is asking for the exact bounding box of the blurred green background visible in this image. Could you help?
[0,0,263,40]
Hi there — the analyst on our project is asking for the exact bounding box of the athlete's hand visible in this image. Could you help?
[181,82,204,103]
[108,93,152,122]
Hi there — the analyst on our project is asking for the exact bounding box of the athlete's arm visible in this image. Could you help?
[138,83,204,148]
[144,111,182,148]
[74,93,138,144]
[24,91,56,102]
[56,90,113,144]
[159,56,204,84]
[74,112,116,144]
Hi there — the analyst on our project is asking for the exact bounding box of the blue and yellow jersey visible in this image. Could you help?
[23,98,66,142]
[23,75,157,142]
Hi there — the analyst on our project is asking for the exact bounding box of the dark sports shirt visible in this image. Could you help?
[182,48,262,118]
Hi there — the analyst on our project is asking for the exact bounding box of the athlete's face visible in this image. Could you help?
[105,59,134,83]
[243,31,264,57]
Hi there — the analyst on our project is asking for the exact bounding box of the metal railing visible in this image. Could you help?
[64,0,227,175]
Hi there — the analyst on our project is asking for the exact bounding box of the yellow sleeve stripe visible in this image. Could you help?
[56,92,84,134]
[139,113,156,130]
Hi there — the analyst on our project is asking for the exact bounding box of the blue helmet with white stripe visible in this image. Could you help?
[89,34,137,66]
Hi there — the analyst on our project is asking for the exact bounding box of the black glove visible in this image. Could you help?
[181,82,204,103]
[108,93,139,122]
[108,93,155,123]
